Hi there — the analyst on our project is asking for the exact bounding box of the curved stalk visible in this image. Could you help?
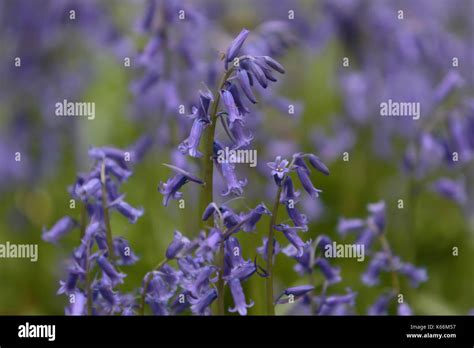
[266,185,283,315]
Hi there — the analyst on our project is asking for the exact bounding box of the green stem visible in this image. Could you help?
[266,184,283,315]
[379,235,401,294]
[198,68,235,228]
[100,162,115,261]
[139,258,169,315]
[197,67,235,316]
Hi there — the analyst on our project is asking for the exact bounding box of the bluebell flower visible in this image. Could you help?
[286,205,308,229]
[323,289,357,307]
[201,202,217,221]
[368,292,395,315]
[57,261,85,295]
[315,235,333,253]
[260,56,285,74]
[275,285,315,304]
[432,177,467,205]
[178,256,203,278]
[157,264,181,289]
[187,88,214,122]
[166,231,191,259]
[184,265,216,298]
[280,176,300,203]
[254,57,278,82]
[318,288,357,315]
[196,228,222,261]
[296,166,322,198]
[292,153,310,174]
[267,156,289,185]
[170,291,190,315]
[178,118,208,158]
[148,272,177,303]
[159,174,187,206]
[42,216,78,243]
[159,164,204,206]
[356,228,376,249]
[148,299,169,316]
[224,238,256,282]
[367,201,386,233]
[282,241,314,275]
[88,146,129,168]
[65,291,87,316]
[315,258,342,285]
[221,88,243,125]
[307,154,330,176]
[75,178,102,200]
[362,252,390,286]
[96,254,126,286]
[228,278,254,316]
[257,237,281,263]
[274,224,307,257]
[240,203,271,232]
[145,271,176,316]
[220,205,242,231]
[214,146,247,196]
[225,28,250,69]
[113,237,139,266]
[398,263,428,288]
[229,119,253,148]
[97,278,118,309]
[240,59,268,88]
[227,82,250,116]
[188,288,217,315]
[219,163,247,196]
[104,159,132,182]
[237,69,257,104]
[112,199,144,224]
[448,115,472,163]
[397,303,413,316]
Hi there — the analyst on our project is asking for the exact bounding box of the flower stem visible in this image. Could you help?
[198,68,235,227]
[198,67,235,316]
[379,235,400,294]
[139,258,169,315]
[100,161,115,261]
[266,184,283,315]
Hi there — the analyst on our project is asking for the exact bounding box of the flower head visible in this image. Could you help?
[42,216,78,243]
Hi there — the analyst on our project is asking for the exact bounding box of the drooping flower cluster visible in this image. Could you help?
[42,136,151,315]
[262,153,340,310]
[139,201,271,316]
[158,28,286,203]
[338,201,428,315]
